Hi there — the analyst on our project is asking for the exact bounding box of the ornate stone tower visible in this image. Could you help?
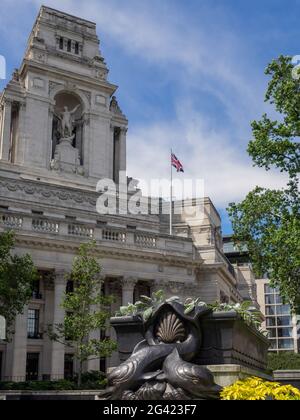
[0,6,128,182]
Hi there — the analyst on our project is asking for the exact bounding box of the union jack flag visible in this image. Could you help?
[171,152,184,172]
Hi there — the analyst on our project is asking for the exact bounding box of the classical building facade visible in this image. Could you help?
[0,6,258,381]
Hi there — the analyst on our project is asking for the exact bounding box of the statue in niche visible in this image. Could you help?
[50,103,84,175]
[56,104,81,139]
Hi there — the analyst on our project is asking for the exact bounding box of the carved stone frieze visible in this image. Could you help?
[0,178,97,207]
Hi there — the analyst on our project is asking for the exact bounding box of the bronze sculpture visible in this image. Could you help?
[100,301,221,400]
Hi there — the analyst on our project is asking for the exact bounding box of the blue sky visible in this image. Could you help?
[0,0,296,233]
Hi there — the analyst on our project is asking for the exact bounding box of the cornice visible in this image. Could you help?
[15,235,202,269]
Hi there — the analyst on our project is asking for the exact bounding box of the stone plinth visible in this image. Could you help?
[51,136,83,175]
[273,370,300,389]
[206,364,273,388]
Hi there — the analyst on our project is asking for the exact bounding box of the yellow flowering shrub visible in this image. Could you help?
[220,377,300,400]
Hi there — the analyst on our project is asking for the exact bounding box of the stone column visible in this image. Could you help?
[119,127,127,172]
[47,104,55,169]
[50,270,66,380]
[15,102,26,165]
[121,277,138,306]
[0,98,12,161]
[5,306,28,382]
[109,124,115,180]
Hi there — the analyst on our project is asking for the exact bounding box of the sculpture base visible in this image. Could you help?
[51,136,84,175]
[206,364,273,388]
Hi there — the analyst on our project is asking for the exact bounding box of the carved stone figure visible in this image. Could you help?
[99,301,221,400]
[57,105,80,138]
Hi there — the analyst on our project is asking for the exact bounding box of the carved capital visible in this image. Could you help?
[54,269,67,286]
[121,276,138,290]
[120,126,128,136]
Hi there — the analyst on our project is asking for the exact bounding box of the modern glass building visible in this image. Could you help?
[256,280,299,353]
[223,235,299,354]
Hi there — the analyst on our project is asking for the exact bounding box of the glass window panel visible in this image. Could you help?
[27,309,39,338]
[276,305,290,315]
[266,317,276,327]
[278,339,294,349]
[264,284,274,294]
[277,328,293,338]
[276,316,292,326]
[265,295,275,305]
[266,306,276,316]
[275,295,283,304]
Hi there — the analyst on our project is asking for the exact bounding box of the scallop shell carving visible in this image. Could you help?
[155,311,186,343]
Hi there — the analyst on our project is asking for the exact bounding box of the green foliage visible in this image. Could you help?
[48,241,117,386]
[267,352,300,371]
[228,55,300,313]
[0,372,107,391]
[116,292,264,333]
[0,231,37,334]
[208,301,264,332]
[184,297,207,315]
[115,290,168,321]
[221,376,300,400]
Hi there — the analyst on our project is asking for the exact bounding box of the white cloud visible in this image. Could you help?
[128,104,288,207]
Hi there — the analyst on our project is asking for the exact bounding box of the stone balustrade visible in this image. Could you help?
[68,223,94,238]
[32,218,59,234]
[102,228,126,243]
[0,210,195,257]
[0,214,23,229]
[134,233,157,248]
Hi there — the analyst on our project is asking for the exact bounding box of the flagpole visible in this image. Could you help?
[170,148,173,236]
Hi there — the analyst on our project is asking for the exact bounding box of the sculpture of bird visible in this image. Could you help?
[163,348,221,400]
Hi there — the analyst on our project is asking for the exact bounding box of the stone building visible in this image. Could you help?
[0,6,258,381]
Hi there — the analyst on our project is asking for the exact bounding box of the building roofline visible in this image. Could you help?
[40,5,96,26]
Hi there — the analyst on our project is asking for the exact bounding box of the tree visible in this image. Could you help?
[48,241,117,387]
[228,56,300,312]
[0,230,37,335]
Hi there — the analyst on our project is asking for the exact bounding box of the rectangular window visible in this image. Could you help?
[265,295,275,305]
[276,316,292,327]
[59,37,64,50]
[277,327,293,338]
[75,42,79,55]
[266,317,276,327]
[32,278,42,300]
[276,304,290,315]
[26,353,39,381]
[278,339,294,350]
[265,306,276,316]
[67,39,72,52]
[27,309,40,339]
[64,354,74,380]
